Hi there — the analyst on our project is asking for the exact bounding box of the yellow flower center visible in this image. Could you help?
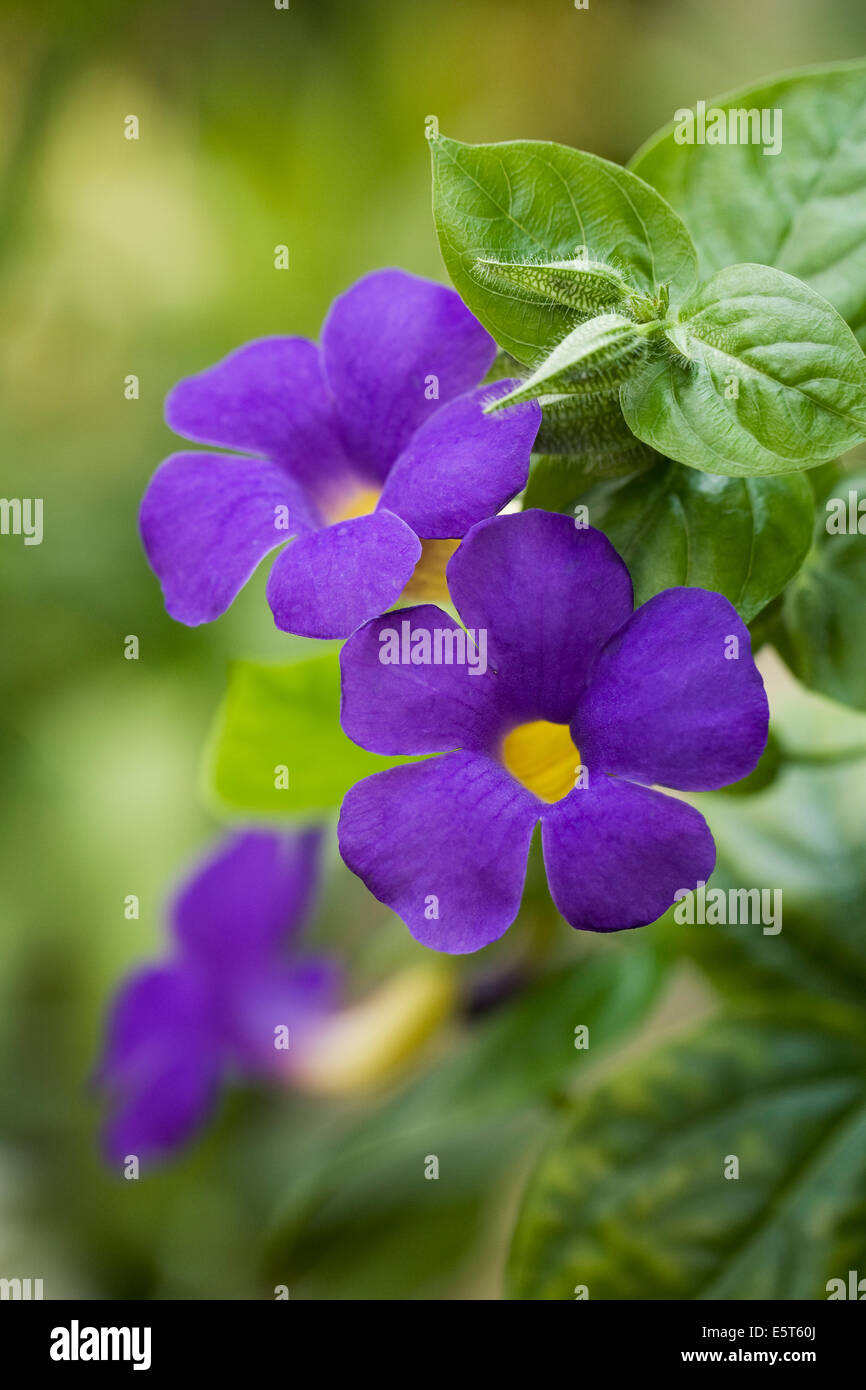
[322,486,457,606]
[326,483,382,525]
[399,538,460,603]
[501,720,582,803]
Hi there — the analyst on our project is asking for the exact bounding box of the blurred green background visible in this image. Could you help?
[2,0,866,1300]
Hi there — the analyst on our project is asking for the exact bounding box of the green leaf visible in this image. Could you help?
[266,948,663,1299]
[431,134,697,366]
[207,651,418,819]
[508,1015,866,1299]
[630,59,866,346]
[526,457,814,621]
[265,1118,526,1301]
[622,263,866,475]
[656,763,866,1020]
[776,469,866,708]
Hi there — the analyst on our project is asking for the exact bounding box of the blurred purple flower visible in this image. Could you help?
[96,830,340,1165]
[140,269,540,639]
[338,510,769,952]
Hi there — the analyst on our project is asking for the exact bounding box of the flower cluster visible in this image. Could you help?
[136,269,770,959]
[121,266,770,1169]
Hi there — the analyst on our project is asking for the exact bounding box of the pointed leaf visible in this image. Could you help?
[431,134,697,366]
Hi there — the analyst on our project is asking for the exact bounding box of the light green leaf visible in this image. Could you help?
[656,762,866,1019]
[622,263,866,475]
[527,457,814,621]
[630,59,866,346]
[431,134,697,366]
[776,468,866,707]
[206,651,418,819]
[508,1016,866,1300]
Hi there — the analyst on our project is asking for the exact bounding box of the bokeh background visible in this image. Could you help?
[2,0,866,1300]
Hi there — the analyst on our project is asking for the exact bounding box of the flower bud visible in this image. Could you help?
[291,965,457,1094]
[471,250,632,315]
[487,313,659,412]
[534,391,656,473]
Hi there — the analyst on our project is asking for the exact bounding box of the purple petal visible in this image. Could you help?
[575,589,769,791]
[224,957,343,1076]
[98,965,213,1080]
[98,964,220,1164]
[140,451,318,625]
[172,830,321,969]
[321,269,496,480]
[266,509,421,639]
[340,605,506,755]
[165,336,358,502]
[338,752,538,953]
[102,1053,221,1166]
[542,776,716,932]
[377,382,539,538]
[447,513,634,724]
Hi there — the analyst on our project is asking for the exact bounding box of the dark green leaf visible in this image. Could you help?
[508,1016,866,1299]
[777,468,866,707]
[525,456,814,621]
[266,948,662,1298]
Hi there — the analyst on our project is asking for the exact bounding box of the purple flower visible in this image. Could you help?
[140,269,541,639]
[337,510,769,953]
[96,830,340,1164]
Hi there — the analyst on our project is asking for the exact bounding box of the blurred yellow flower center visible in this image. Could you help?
[326,483,381,524]
[400,538,460,602]
[501,720,581,803]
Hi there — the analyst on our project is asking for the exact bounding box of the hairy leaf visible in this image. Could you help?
[622,264,866,475]
[488,314,657,411]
